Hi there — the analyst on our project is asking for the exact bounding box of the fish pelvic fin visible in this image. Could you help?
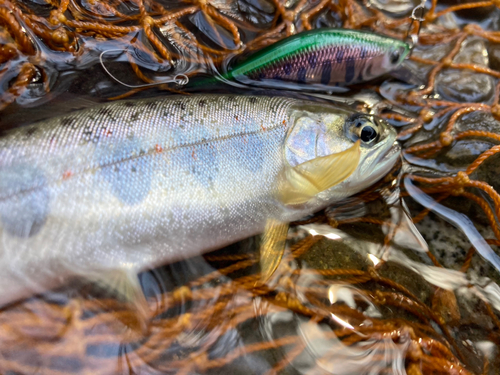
[86,269,150,335]
[256,219,289,286]
[280,140,361,205]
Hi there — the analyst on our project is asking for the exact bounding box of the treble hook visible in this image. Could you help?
[99,49,189,89]
[405,0,426,54]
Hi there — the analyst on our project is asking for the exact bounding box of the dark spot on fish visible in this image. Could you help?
[321,60,332,85]
[336,48,345,64]
[0,165,50,238]
[24,127,38,138]
[273,75,282,81]
[199,99,206,107]
[308,53,317,69]
[144,101,159,112]
[283,63,292,75]
[174,101,186,110]
[249,97,257,104]
[60,117,76,127]
[258,72,266,80]
[123,101,135,107]
[345,56,356,83]
[97,107,112,117]
[130,112,140,121]
[297,67,307,84]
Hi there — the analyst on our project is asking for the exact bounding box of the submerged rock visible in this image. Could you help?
[436,37,495,103]
[487,41,500,72]
[298,236,371,271]
[369,0,420,17]
[377,261,432,305]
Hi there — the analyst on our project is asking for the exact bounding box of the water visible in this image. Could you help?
[1,0,500,374]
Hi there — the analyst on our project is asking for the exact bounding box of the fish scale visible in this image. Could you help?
[0,94,399,307]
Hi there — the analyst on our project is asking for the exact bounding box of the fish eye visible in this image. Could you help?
[360,125,378,143]
[347,115,380,144]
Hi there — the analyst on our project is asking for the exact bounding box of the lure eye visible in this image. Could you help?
[390,46,406,65]
[390,50,400,64]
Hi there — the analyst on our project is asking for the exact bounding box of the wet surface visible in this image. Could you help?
[1,0,500,374]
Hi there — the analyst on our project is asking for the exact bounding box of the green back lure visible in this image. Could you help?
[215,29,411,91]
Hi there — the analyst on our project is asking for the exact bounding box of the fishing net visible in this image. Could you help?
[1,0,500,374]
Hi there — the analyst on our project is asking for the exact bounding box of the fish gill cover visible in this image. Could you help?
[1,0,500,374]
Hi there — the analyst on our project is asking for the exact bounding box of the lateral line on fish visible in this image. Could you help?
[0,122,289,201]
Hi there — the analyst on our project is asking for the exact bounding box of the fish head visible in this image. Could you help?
[362,38,411,81]
[338,112,400,195]
[285,104,400,205]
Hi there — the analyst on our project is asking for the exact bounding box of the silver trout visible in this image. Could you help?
[0,94,399,309]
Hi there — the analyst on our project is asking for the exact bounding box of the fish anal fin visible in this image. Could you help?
[257,219,289,286]
[280,140,361,205]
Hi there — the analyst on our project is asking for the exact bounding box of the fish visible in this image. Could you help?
[219,29,410,91]
[0,94,399,314]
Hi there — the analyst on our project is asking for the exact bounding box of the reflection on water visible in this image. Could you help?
[2,0,500,374]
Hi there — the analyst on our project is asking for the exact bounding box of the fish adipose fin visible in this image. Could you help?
[85,269,150,334]
[257,219,289,286]
[280,140,361,205]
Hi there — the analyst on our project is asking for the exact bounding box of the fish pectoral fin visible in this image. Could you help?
[280,140,361,205]
[257,219,289,286]
[85,269,150,333]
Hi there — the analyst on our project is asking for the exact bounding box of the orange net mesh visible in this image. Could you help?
[1,0,500,374]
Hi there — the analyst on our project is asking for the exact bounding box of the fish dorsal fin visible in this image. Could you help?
[280,140,361,205]
[257,219,289,286]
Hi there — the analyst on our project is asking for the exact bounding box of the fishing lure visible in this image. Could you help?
[220,29,411,91]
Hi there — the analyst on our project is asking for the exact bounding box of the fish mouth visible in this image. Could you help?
[375,140,401,171]
[356,137,401,190]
